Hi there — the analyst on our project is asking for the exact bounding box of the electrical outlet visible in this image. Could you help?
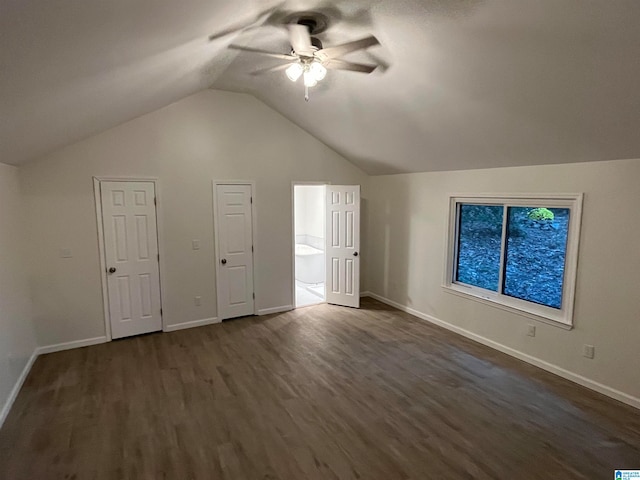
[194,296,202,307]
[527,325,536,337]
[583,344,595,359]
[192,239,200,250]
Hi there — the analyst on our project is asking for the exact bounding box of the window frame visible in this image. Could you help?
[443,193,583,329]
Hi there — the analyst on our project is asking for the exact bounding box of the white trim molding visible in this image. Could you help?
[164,317,220,332]
[36,336,109,355]
[258,305,293,316]
[0,351,38,429]
[366,291,640,410]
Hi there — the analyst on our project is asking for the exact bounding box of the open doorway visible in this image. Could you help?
[293,184,326,308]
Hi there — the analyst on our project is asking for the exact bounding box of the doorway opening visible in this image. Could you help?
[294,184,326,308]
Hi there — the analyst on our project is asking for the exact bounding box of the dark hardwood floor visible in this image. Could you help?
[1,298,638,479]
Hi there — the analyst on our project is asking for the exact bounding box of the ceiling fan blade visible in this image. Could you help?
[208,2,284,41]
[325,59,378,74]
[251,63,294,76]
[287,24,313,56]
[228,44,296,61]
[316,35,380,60]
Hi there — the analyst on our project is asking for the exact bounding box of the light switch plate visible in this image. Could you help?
[192,239,200,250]
[583,344,595,359]
[527,325,536,337]
[60,248,72,258]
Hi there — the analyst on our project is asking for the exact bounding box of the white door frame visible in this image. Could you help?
[93,177,167,341]
[291,181,329,308]
[212,180,259,318]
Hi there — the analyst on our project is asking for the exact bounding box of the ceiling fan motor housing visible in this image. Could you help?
[281,11,330,54]
[310,36,323,51]
[283,11,329,32]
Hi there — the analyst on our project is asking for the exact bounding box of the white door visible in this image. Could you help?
[326,185,360,308]
[215,184,255,320]
[101,181,162,339]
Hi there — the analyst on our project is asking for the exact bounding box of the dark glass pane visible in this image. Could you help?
[503,207,570,309]
[456,204,503,291]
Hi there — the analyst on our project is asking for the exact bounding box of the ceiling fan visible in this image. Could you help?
[227,14,381,101]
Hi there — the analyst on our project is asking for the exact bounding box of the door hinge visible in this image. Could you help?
[252,292,255,299]
[157,253,160,261]
[160,308,163,316]
[250,196,253,204]
[252,245,254,253]
[154,197,157,206]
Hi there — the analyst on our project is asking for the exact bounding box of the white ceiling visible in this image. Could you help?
[3,1,640,174]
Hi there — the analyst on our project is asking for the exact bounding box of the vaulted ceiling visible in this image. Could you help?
[2,0,640,174]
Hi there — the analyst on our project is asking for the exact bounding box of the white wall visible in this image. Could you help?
[366,158,640,404]
[294,185,325,242]
[19,90,368,347]
[11,86,637,411]
[0,163,37,424]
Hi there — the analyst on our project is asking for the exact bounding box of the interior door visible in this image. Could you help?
[101,181,162,339]
[215,184,255,320]
[326,185,360,308]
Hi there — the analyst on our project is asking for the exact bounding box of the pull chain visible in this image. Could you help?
[304,85,310,102]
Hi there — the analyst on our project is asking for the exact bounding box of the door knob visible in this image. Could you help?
[353,252,359,257]
[221,259,227,265]
[108,267,116,274]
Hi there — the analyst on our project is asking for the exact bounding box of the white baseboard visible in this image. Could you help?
[36,336,108,355]
[366,291,640,410]
[164,317,220,332]
[258,305,293,316]
[0,350,38,429]
[360,291,372,297]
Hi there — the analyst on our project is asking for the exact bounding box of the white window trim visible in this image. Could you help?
[442,193,584,329]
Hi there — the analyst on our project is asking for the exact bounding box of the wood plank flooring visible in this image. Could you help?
[1,298,639,479]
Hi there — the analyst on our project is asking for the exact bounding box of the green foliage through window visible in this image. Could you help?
[455,204,570,309]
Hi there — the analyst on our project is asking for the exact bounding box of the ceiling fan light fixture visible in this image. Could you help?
[286,62,304,82]
[309,61,327,81]
[303,70,318,87]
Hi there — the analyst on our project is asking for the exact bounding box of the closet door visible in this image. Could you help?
[214,183,255,320]
[101,181,162,339]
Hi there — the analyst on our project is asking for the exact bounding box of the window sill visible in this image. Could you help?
[441,284,573,330]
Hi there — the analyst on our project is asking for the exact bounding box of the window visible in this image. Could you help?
[444,194,583,327]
